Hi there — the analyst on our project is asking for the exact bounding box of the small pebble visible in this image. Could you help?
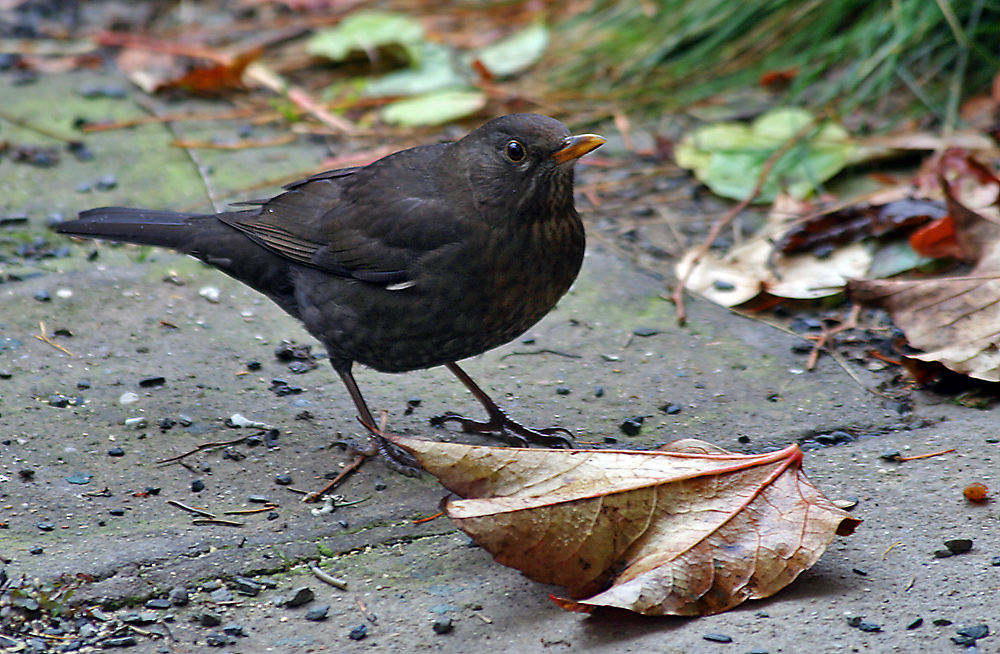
[109,508,125,516]
[957,625,989,640]
[209,588,234,603]
[124,416,147,430]
[619,416,644,436]
[33,290,51,302]
[880,449,901,461]
[37,522,54,531]
[223,623,247,637]
[248,495,270,504]
[374,479,388,491]
[205,632,227,647]
[348,624,368,640]
[119,392,140,405]
[857,621,881,632]
[199,611,222,627]
[712,280,735,291]
[275,473,293,485]
[167,587,189,606]
[852,568,867,576]
[703,633,733,643]
[906,618,923,629]
[29,545,43,555]
[48,394,71,408]
[633,326,659,337]
[432,616,454,634]
[944,538,973,554]
[593,385,603,397]
[556,385,571,395]
[745,650,769,654]
[139,376,165,388]
[991,556,1000,566]
[933,549,953,558]
[659,403,682,415]
[191,479,205,492]
[95,174,118,190]
[933,619,953,626]
[284,586,315,607]
[234,577,262,596]
[145,598,172,610]
[304,605,330,621]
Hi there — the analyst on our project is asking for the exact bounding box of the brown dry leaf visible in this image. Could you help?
[849,154,1000,381]
[390,435,859,616]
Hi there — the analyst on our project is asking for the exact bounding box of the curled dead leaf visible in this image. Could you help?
[391,436,859,616]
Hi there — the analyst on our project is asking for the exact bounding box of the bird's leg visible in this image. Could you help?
[333,361,422,476]
[430,362,574,448]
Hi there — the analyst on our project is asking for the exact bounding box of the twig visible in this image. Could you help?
[898,447,955,462]
[413,512,443,525]
[355,597,377,624]
[223,505,280,515]
[166,500,216,518]
[156,435,252,463]
[310,564,348,590]
[170,134,297,150]
[34,321,73,356]
[0,107,82,144]
[670,121,818,324]
[500,349,582,359]
[303,453,366,503]
[244,62,355,134]
[192,517,245,527]
[882,541,903,559]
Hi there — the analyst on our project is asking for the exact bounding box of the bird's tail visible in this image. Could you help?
[55,207,216,252]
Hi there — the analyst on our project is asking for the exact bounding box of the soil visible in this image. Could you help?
[1,71,998,654]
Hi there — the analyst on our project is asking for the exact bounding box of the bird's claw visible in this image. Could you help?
[431,412,574,449]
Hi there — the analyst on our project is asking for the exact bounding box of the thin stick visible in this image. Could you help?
[192,517,245,527]
[303,453,366,503]
[156,434,252,463]
[413,512,443,525]
[898,448,955,462]
[34,321,74,356]
[310,565,349,590]
[167,500,216,518]
[224,505,280,515]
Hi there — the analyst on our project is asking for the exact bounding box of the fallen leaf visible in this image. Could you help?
[467,21,548,79]
[391,435,859,616]
[849,169,1000,381]
[307,11,424,63]
[380,89,486,126]
[676,195,874,305]
[674,107,858,203]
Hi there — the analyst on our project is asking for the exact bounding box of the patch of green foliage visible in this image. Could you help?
[552,0,999,124]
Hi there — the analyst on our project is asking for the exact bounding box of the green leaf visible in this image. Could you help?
[470,22,549,78]
[380,90,487,126]
[675,107,856,203]
[307,11,424,63]
[364,42,466,98]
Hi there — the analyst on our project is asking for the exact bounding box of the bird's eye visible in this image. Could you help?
[505,140,526,162]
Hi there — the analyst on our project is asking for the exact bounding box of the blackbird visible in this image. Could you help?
[56,113,604,474]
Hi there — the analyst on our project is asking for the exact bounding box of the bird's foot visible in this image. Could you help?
[430,409,573,448]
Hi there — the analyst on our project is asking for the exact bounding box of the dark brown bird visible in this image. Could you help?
[56,114,604,474]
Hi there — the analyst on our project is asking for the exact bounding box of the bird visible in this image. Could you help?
[56,113,605,477]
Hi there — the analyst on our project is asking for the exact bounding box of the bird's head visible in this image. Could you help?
[455,114,604,224]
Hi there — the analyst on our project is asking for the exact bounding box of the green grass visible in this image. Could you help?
[550,0,999,125]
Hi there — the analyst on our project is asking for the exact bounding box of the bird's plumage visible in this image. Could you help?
[57,113,604,471]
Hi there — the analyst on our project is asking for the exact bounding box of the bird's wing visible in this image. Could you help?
[219,168,466,286]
